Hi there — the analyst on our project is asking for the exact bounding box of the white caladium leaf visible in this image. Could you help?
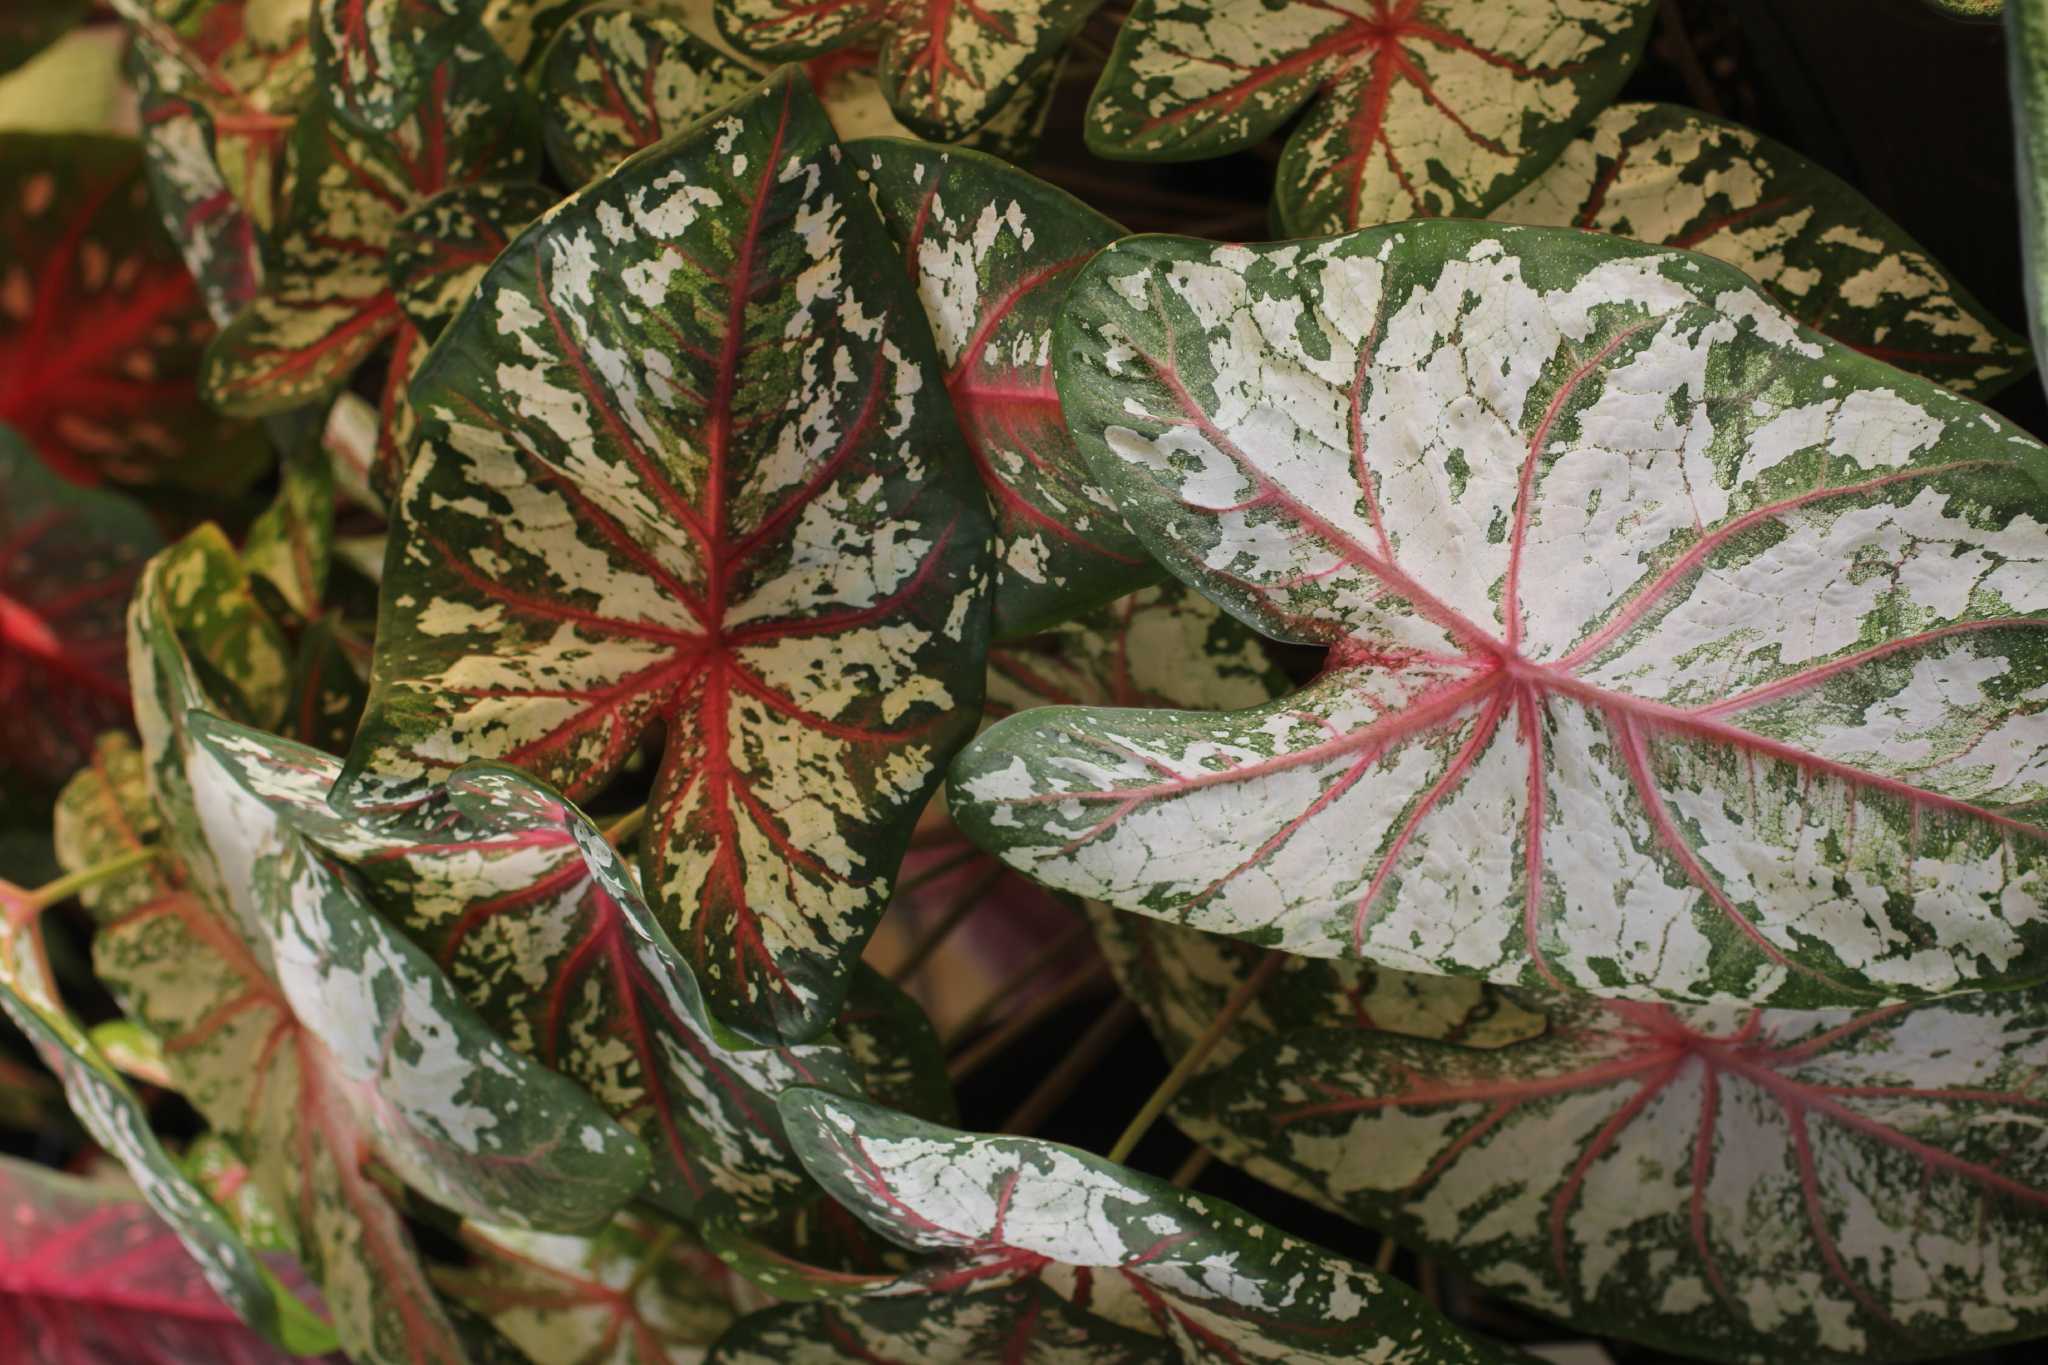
[749,1088,1520,1363]
[1183,991,2048,1363]
[202,38,540,501]
[0,741,337,1358]
[113,531,649,1364]
[855,139,1150,639]
[441,1214,751,1363]
[192,723,873,1226]
[339,69,993,1045]
[712,0,1097,141]
[1493,102,2031,399]
[1085,0,1656,235]
[708,1280,1172,1363]
[954,222,2048,1009]
[2013,0,2048,397]
[387,180,559,340]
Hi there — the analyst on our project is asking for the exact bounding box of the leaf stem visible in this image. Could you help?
[1105,951,1284,1165]
[1169,1147,1211,1189]
[20,846,163,917]
[889,865,1004,984]
[999,998,1138,1134]
[603,805,648,851]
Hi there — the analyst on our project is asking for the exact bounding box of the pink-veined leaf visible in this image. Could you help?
[1184,990,2048,1362]
[0,133,268,491]
[0,1155,335,1365]
[337,69,994,1045]
[1085,0,1656,235]
[201,37,540,502]
[710,1087,1521,1364]
[183,723,880,1226]
[954,222,2048,1008]
[855,138,1148,639]
[1493,102,2032,399]
[92,529,650,1365]
[0,428,159,793]
[387,180,559,340]
[712,0,1093,140]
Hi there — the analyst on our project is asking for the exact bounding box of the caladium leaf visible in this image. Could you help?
[708,1280,1173,1363]
[341,69,993,1045]
[441,1214,749,1363]
[955,222,2048,1008]
[1184,992,2048,1363]
[388,181,559,341]
[0,132,267,491]
[712,0,1096,140]
[286,616,372,754]
[187,727,870,1226]
[1493,102,2032,399]
[114,532,649,1365]
[836,965,956,1125]
[130,86,267,326]
[312,0,483,133]
[760,1087,1520,1363]
[854,139,1147,639]
[537,4,760,187]
[242,445,336,622]
[1085,0,1657,236]
[202,38,540,502]
[0,429,159,793]
[2013,0,2048,398]
[0,1155,332,1365]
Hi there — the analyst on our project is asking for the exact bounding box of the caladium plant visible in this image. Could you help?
[954,222,2048,1010]
[1085,0,1658,235]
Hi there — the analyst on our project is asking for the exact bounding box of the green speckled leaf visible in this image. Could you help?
[1185,992,2048,1362]
[202,38,539,503]
[836,965,956,1125]
[760,1087,1519,1363]
[312,0,476,132]
[709,1280,1172,1363]
[388,180,558,340]
[286,615,371,755]
[184,727,869,1226]
[1085,0,1655,235]
[854,138,1148,639]
[442,1214,748,1363]
[0,430,160,794]
[243,445,336,622]
[713,0,1094,140]
[2012,0,2048,399]
[953,223,2048,1008]
[537,4,759,186]
[1494,102,2031,399]
[338,69,993,1045]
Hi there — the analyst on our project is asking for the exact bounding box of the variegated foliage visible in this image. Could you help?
[1085,0,1656,236]
[184,722,880,1226]
[91,530,650,1365]
[0,430,159,792]
[117,0,316,321]
[442,1215,752,1363]
[2013,0,2048,396]
[537,2,1056,188]
[0,1155,321,1364]
[954,223,2048,1009]
[340,70,993,1045]
[389,181,559,339]
[855,139,1147,639]
[707,1088,1518,1363]
[0,746,335,1358]
[712,0,1097,140]
[312,0,509,132]
[202,36,541,500]
[1494,103,2031,399]
[1184,991,2048,1362]
[0,133,266,490]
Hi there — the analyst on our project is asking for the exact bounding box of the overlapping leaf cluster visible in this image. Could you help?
[6,2,2048,1364]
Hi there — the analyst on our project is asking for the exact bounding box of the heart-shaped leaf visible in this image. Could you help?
[0,429,160,793]
[2013,0,2048,396]
[954,223,2048,1008]
[0,1155,332,1364]
[854,139,1146,638]
[0,133,267,491]
[106,528,648,1364]
[388,181,559,341]
[712,0,1096,140]
[312,0,480,133]
[1183,991,2048,1362]
[339,68,994,1045]
[744,1087,1520,1363]
[441,1213,748,1362]
[1494,102,2031,399]
[1085,0,1656,236]
[202,38,540,500]
[188,726,873,1226]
